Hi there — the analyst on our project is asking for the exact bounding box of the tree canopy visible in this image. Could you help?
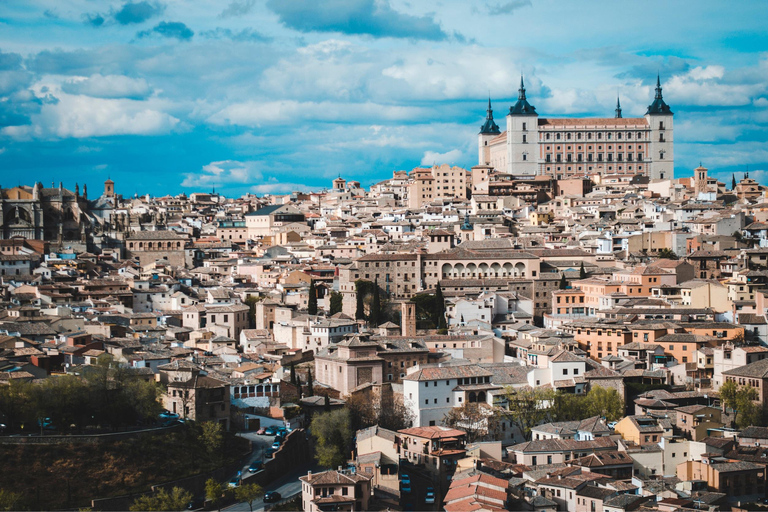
[310,409,352,468]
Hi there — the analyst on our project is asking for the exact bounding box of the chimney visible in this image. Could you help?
[558,474,563,480]
[307,470,312,482]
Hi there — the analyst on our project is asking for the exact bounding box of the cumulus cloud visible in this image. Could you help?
[1,82,180,139]
[61,74,152,99]
[198,27,271,42]
[84,1,164,27]
[218,0,257,19]
[665,66,758,107]
[266,0,452,41]
[251,180,315,195]
[420,149,464,166]
[486,0,532,15]
[115,1,165,25]
[137,21,194,40]
[181,160,262,188]
[208,100,429,126]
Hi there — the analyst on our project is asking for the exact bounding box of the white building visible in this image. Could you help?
[478,75,674,180]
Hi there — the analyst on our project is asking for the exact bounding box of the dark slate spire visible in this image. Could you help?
[479,97,501,135]
[615,96,622,118]
[646,73,673,115]
[509,75,537,116]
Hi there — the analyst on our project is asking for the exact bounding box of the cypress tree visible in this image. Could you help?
[290,363,296,385]
[559,273,568,290]
[732,173,737,190]
[324,394,331,412]
[579,261,587,279]
[371,278,381,327]
[434,283,446,328]
[306,368,313,397]
[355,281,365,320]
[308,280,318,315]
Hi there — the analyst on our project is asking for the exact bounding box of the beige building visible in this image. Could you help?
[406,164,467,208]
[181,303,250,340]
[159,361,230,430]
[125,230,188,267]
[299,469,372,512]
[244,204,305,239]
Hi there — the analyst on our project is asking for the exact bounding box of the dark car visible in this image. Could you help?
[248,461,263,472]
[265,447,276,458]
[263,491,281,503]
[264,426,277,436]
[186,497,205,510]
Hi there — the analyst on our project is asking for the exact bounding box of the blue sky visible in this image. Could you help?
[0,0,767,197]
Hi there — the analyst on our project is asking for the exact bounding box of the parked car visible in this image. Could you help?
[37,417,55,430]
[264,426,277,435]
[228,477,240,488]
[263,491,281,503]
[400,475,411,493]
[186,497,205,510]
[607,421,618,430]
[256,427,267,435]
[265,447,276,458]
[271,441,281,450]
[274,433,284,443]
[248,461,263,472]
[425,487,435,504]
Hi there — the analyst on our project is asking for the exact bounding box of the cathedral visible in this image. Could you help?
[0,179,118,245]
[478,75,674,180]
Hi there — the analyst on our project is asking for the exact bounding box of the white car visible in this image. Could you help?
[607,421,618,430]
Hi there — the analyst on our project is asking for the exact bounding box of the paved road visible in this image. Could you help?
[222,431,319,512]
[222,461,322,512]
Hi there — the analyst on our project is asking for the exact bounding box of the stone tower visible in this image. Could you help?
[506,75,538,176]
[646,74,674,180]
[104,178,114,198]
[478,97,501,166]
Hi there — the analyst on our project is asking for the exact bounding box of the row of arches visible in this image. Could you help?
[441,261,528,279]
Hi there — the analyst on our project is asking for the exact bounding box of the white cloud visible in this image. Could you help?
[2,80,180,139]
[420,149,464,166]
[250,182,315,195]
[181,159,263,188]
[208,100,429,126]
[61,74,152,99]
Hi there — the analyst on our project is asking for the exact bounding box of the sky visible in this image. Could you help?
[0,0,767,198]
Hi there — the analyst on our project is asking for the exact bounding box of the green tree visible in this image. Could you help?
[355,281,366,320]
[0,380,31,431]
[551,392,588,422]
[501,386,555,440]
[721,381,762,428]
[308,281,318,316]
[324,394,331,412]
[371,278,381,327]
[235,483,264,512]
[310,409,352,468]
[584,386,624,422]
[579,261,587,279]
[244,295,262,328]
[205,478,225,506]
[305,368,313,397]
[130,487,192,511]
[0,489,22,511]
[559,273,568,289]
[732,173,737,190]
[329,291,343,315]
[657,248,678,260]
[435,283,447,333]
[290,364,297,386]
[442,402,498,443]
[199,421,224,462]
